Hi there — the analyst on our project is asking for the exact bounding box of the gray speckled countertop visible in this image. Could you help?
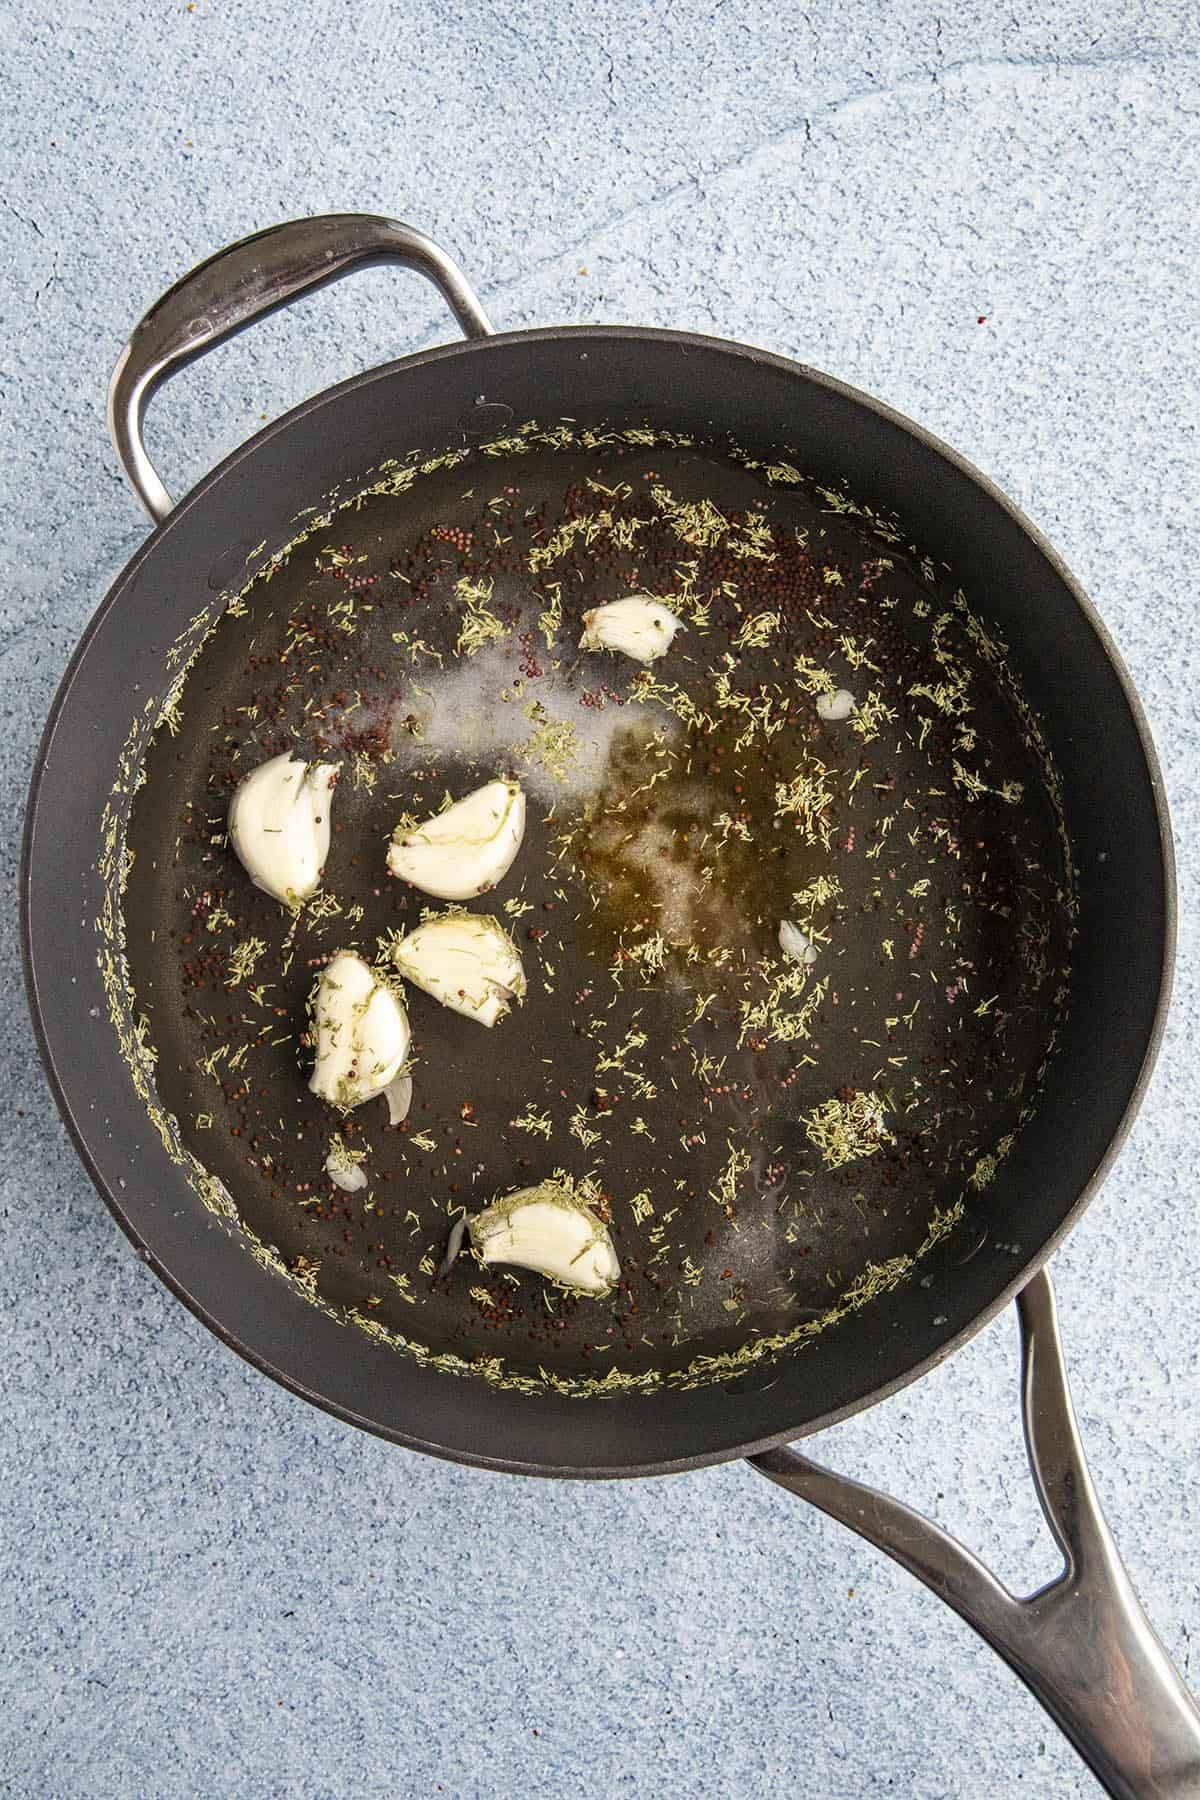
[2,6,1199,1796]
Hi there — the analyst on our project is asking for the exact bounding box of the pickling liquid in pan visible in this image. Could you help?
[117,431,1075,1394]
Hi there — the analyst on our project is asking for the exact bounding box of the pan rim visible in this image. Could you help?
[21,322,1177,1477]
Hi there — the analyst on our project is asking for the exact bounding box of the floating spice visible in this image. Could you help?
[802,1090,893,1169]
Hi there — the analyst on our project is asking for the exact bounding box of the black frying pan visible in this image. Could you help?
[20,216,1198,1797]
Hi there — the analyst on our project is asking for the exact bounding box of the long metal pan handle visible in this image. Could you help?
[108,214,495,523]
[751,1271,1200,1799]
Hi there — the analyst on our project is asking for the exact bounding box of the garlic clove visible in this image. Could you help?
[325,1134,368,1193]
[779,919,820,966]
[392,911,525,1027]
[469,1180,620,1296]
[816,688,856,723]
[436,1213,469,1279]
[579,596,684,664]
[386,779,525,901]
[308,951,411,1112]
[383,1070,413,1125]
[228,751,340,907]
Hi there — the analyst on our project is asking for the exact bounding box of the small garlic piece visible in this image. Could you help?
[383,1070,413,1125]
[392,911,525,1027]
[387,779,525,900]
[228,751,340,907]
[779,919,819,966]
[436,1213,469,1279]
[579,596,684,664]
[325,1135,368,1193]
[469,1180,620,1296]
[308,951,411,1112]
[816,688,856,723]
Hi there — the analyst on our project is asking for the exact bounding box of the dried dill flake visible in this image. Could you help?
[801,1090,893,1169]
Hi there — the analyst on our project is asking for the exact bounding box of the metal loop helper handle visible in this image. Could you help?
[751,1271,1200,1799]
[108,213,495,523]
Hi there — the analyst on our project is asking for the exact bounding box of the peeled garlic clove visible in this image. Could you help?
[228,751,340,907]
[325,1135,368,1193]
[469,1180,620,1296]
[816,688,856,723]
[779,919,819,966]
[392,911,525,1027]
[308,951,411,1111]
[328,1159,368,1193]
[579,596,684,664]
[387,779,525,900]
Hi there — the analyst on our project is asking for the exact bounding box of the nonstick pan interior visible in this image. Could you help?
[118,424,1074,1394]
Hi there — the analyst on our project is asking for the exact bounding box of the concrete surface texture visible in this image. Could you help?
[2,4,1198,1796]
